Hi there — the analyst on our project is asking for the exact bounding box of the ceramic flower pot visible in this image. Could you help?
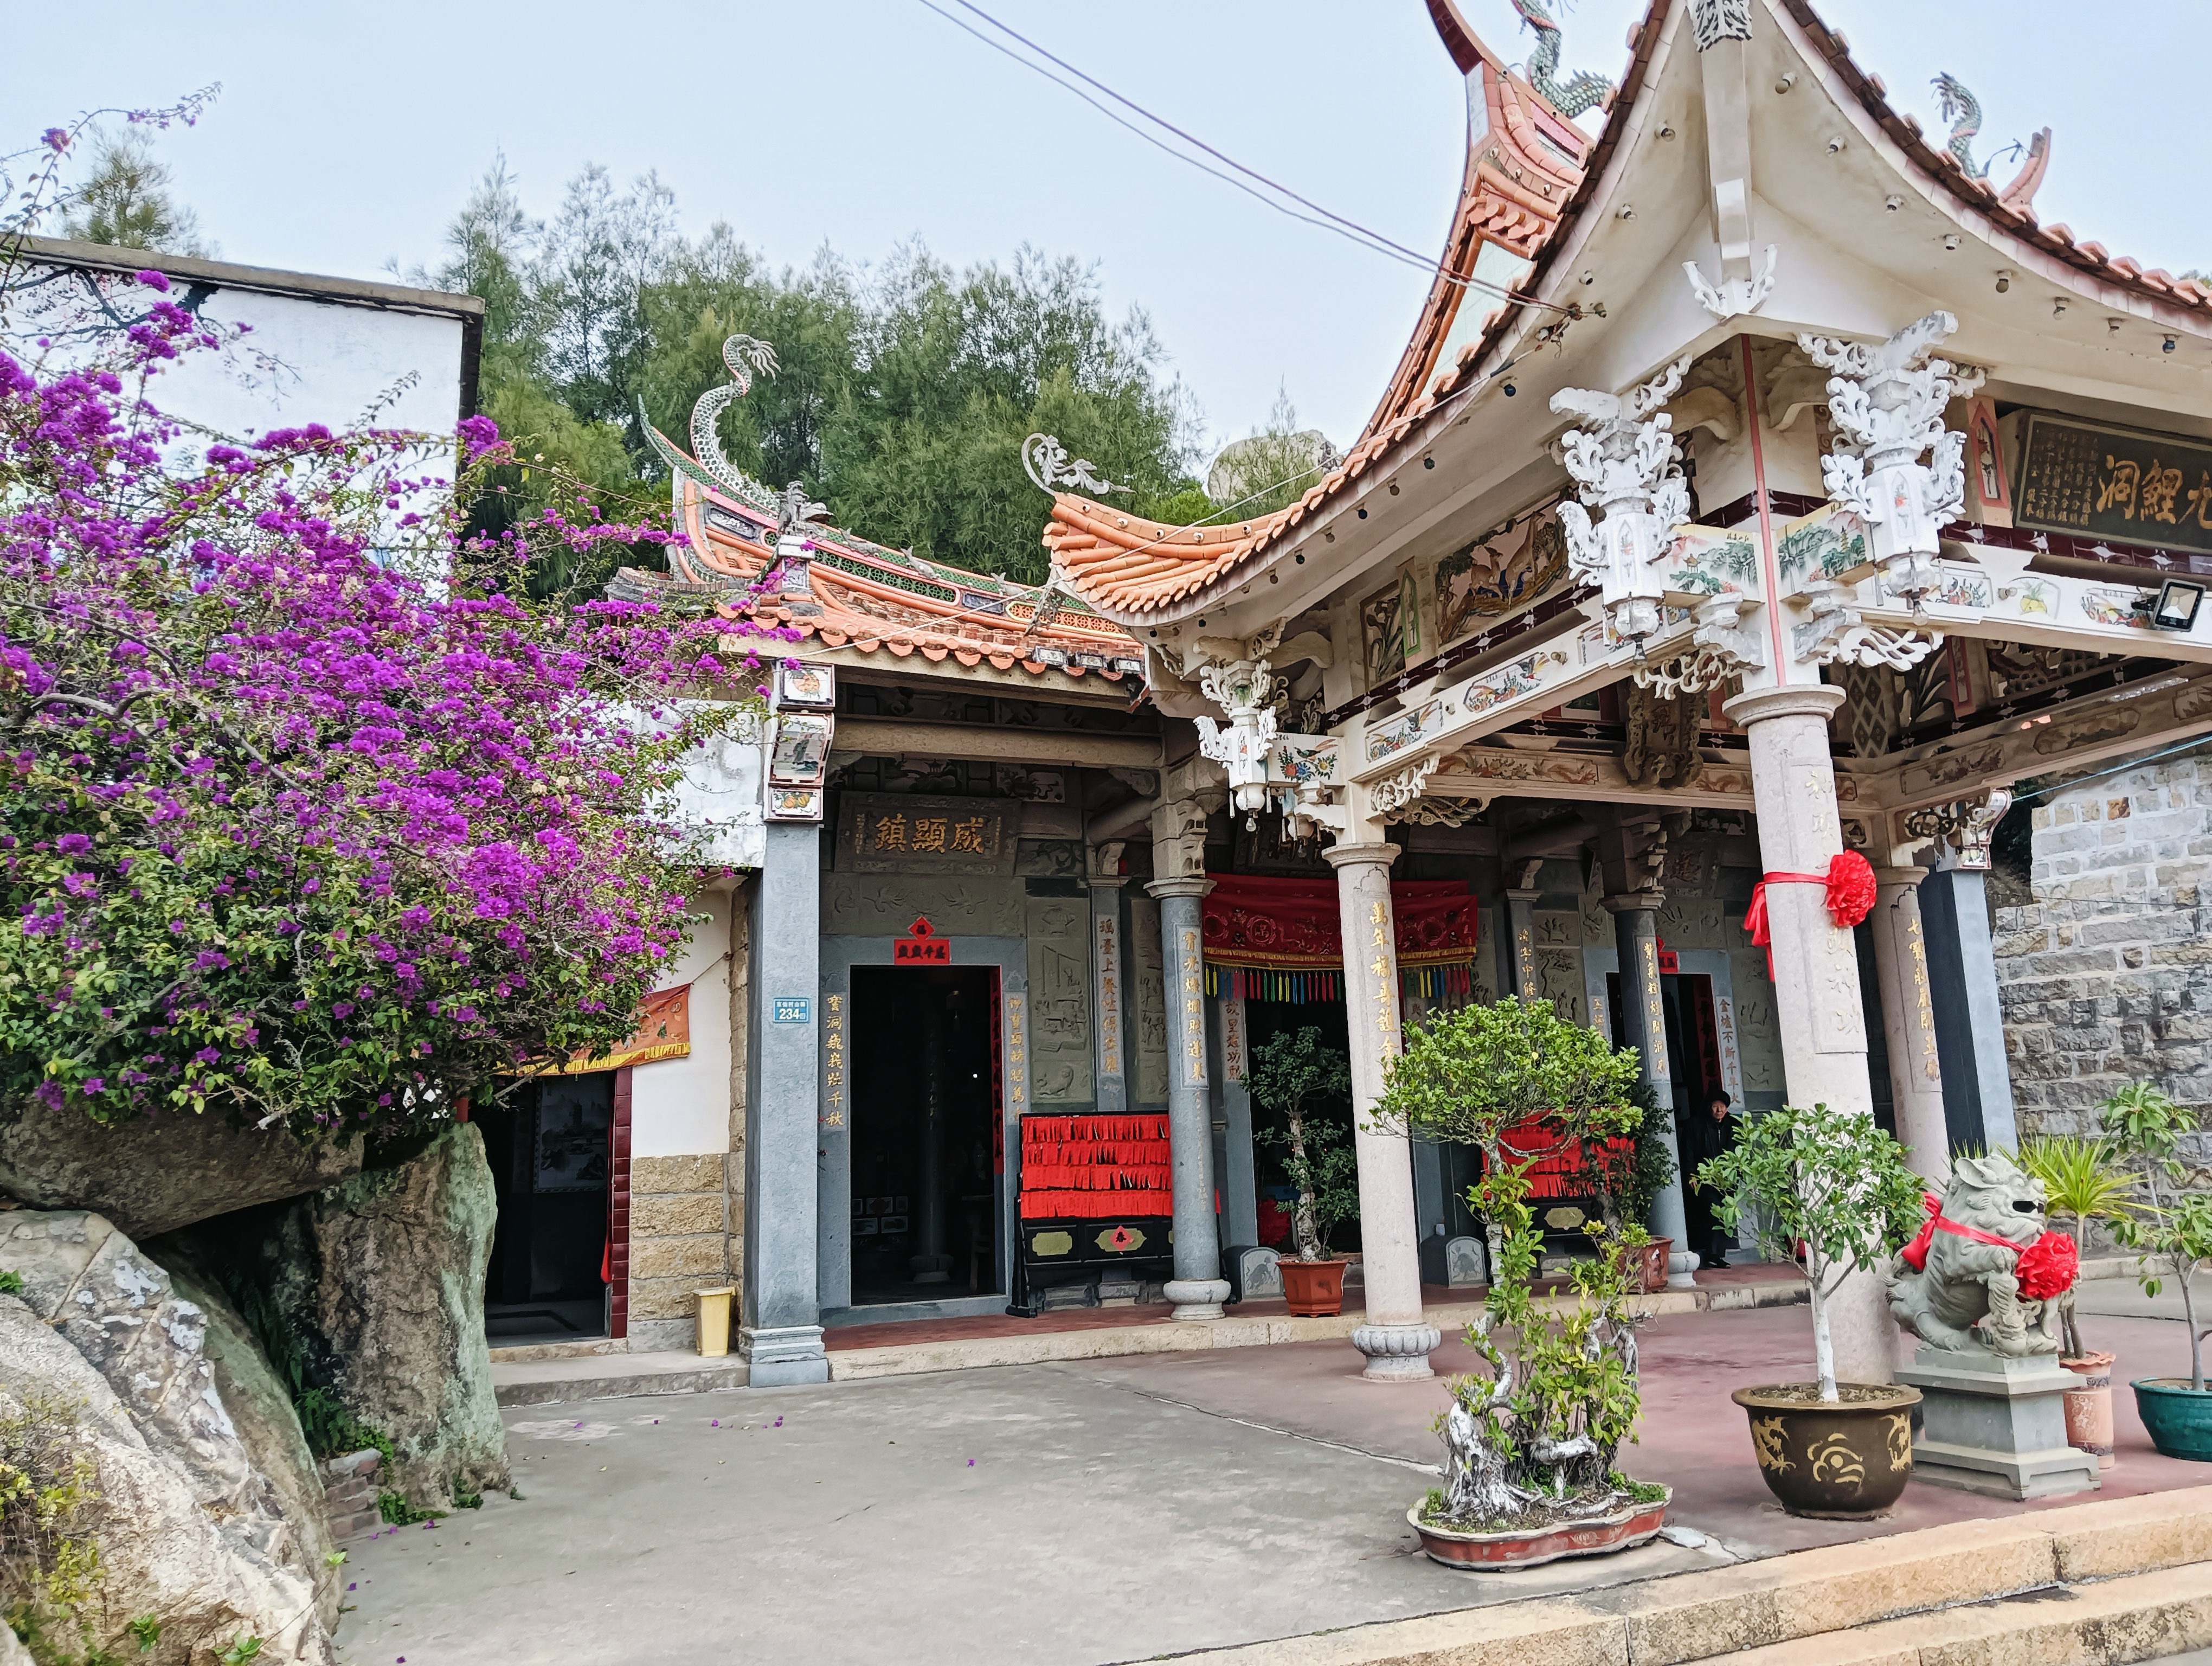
[2061,1353,2117,1470]
[1731,1383,1922,1517]
[2133,1379,2212,1462]
[1277,1257,1347,1317]
[1407,1486,1670,1569]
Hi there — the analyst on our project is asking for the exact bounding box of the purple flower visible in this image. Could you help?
[42,127,69,153]
[55,833,92,855]
[133,268,171,293]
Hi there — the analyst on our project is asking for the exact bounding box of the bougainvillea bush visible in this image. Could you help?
[0,272,780,1140]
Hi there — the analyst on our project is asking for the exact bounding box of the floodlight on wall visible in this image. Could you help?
[2149,578,2206,631]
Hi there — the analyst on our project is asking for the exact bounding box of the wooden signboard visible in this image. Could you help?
[2016,412,2212,557]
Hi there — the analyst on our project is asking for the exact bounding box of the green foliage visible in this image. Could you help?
[0,1396,104,1666]
[2100,1083,2212,1388]
[294,1391,391,1469]
[1375,997,1641,1157]
[377,1491,440,1527]
[1585,1077,1676,1235]
[0,1273,21,1298]
[1247,1028,1354,1260]
[425,161,1203,591]
[60,129,208,257]
[217,1636,260,1664]
[2021,1133,2136,1356]
[126,1616,159,1654]
[1696,1103,1926,1400]
[451,1478,483,1511]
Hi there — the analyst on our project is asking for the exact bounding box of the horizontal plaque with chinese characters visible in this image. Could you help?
[838,793,1015,875]
[2016,412,2212,557]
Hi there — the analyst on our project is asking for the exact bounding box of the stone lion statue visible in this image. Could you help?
[1886,1152,2070,1357]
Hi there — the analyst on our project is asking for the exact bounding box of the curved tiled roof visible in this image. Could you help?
[1043,0,2211,628]
[1778,1,2212,317]
[1039,496,1288,614]
[618,427,1146,691]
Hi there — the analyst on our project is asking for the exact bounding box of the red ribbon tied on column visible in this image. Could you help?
[1742,849,1878,977]
[1899,1189,2081,1300]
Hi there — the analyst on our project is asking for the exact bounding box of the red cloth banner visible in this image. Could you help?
[1200,875,1478,971]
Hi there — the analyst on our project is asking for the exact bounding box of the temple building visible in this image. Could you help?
[511,0,2212,1386]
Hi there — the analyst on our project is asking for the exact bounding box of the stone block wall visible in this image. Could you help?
[1995,739,2212,1144]
[625,1154,733,1351]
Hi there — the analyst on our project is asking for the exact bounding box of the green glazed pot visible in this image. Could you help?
[2132,1379,2212,1462]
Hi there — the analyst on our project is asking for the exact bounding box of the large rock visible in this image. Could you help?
[0,1213,337,1635]
[0,1105,362,1238]
[290,1124,510,1508]
[0,1293,335,1664]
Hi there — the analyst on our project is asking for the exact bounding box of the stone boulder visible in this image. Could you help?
[0,1212,337,1639]
[0,1294,334,1664]
[0,1106,362,1239]
[284,1124,510,1508]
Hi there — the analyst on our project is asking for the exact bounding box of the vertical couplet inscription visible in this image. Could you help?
[821,994,846,1129]
[1094,913,1123,1082]
[1179,928,1207,1087]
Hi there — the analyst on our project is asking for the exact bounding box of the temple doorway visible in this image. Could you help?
[479,1072,613,1344]
[848,965,1001,1304]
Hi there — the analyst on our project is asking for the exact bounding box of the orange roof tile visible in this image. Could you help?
[618,431,1146,691]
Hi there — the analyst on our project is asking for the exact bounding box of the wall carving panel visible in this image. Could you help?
[822,874,1026,938]
[1127,892,1169,1108]
[1026,897,1094,1105]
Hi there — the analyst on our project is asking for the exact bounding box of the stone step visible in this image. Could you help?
[492,1350,749,1407]
[1693,1561,2212,1664]
[330,1505,384,1543]
[1167,1485,2212,1666]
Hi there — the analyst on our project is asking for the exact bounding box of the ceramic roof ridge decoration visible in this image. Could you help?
[615,415,1146,691]
[1038,0,2210,630]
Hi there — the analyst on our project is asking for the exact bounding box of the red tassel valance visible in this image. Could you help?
[1199,874,1478,972]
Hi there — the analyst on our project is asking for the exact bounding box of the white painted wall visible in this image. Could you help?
[7,259,468,443]
[629,889,735,1159]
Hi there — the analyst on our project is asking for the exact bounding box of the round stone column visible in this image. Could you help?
[1324,842,1441,1381]
[1870,865,1952,1185]
[1721,684,1898,1387]
[1147,877,1230,1321]
[1602,893,1697,1289]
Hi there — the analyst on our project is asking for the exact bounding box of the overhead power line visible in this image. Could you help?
[912,0,1571,315]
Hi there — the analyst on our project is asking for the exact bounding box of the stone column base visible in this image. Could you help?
[1898,1348,2101,1500]
[1667,1249,1700,1292]
[1352,1322,1442,1381]
[739,1324,829,1388]
[1164,1278,1230,1321]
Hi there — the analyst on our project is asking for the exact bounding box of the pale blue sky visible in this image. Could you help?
[13,1,2205,460]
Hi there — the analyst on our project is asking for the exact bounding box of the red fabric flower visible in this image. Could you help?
[2015,1230,2080,1300]
[1824,849,1878,930]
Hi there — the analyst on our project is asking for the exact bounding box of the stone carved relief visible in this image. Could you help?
[1552,354,1693,649]
[1535,912,1579,947]
[1579,893,1611,947]
[823,875,1025,938]
[1658,896,1725,950]
[1731,961,1782,1092]
[1536,950,1586,1023]
[1027,898,1094,1105]
[1623,680,1703,787]
[1128,893,1169,1108]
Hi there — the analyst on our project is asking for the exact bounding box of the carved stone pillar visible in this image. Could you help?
[1502,883,1542,1002]
[1147,877,1229,1320]
[1215,986,1261,1255]
[1870,866,1952,1184]
[1722,684,1897,1387]
[1603,894,1696,1289]
[1324,842,1441,1381]
[1089,847,1128,1117]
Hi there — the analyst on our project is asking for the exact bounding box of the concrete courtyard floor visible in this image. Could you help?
[340,1287,2211,1666]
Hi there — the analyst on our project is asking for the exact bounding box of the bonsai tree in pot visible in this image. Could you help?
[1694,1101,1928,1516]
[1408,1159,1668,1566]
[1371,997,1642,1285]
[2102,1084,2212,1459]
[1248,1028,1357,1315]
[1586,1078,1678,1291]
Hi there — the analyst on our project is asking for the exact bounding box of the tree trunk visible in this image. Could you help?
[1810,1274,1838,1402]
[2183,1265,2204,1393]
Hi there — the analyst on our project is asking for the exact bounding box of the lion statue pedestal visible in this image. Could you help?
[1888,1154,2101,1501]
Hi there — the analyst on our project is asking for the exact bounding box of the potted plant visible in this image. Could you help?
[1587,1079,1678,1292]
[1405,1161,1669,1567]
[2102,1085,2212,1460]
[1248,1028,1358,1317]
[1695,1101,1929,1517]
[2021,1130,2137,1468]
[1370,997,1643,1290]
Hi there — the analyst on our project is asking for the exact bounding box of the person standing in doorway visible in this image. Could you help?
[1681,1092,1739,1270]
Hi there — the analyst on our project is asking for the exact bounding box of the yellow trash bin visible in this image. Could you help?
[694,1285,736,1358]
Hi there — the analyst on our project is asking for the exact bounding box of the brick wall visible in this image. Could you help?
[1995,740,2212,1142]
[623,1153,732,1350]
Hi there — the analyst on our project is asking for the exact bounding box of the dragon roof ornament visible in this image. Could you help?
[1509,0,1613,118]
[1021,432,1130,499]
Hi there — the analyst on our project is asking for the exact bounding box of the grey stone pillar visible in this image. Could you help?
[1870,866,1953,1183]
[1089,852,1129,1117]
[1149,878,1229,1319]
[1604,894,1696,1290]
[1216,988,1260,1251]
[1919,860,2020,1155]
[1326,842,1441,1381]
[1503,885,1542,1002]
[740,820,828,1386]
[1724,683,1896,1387]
